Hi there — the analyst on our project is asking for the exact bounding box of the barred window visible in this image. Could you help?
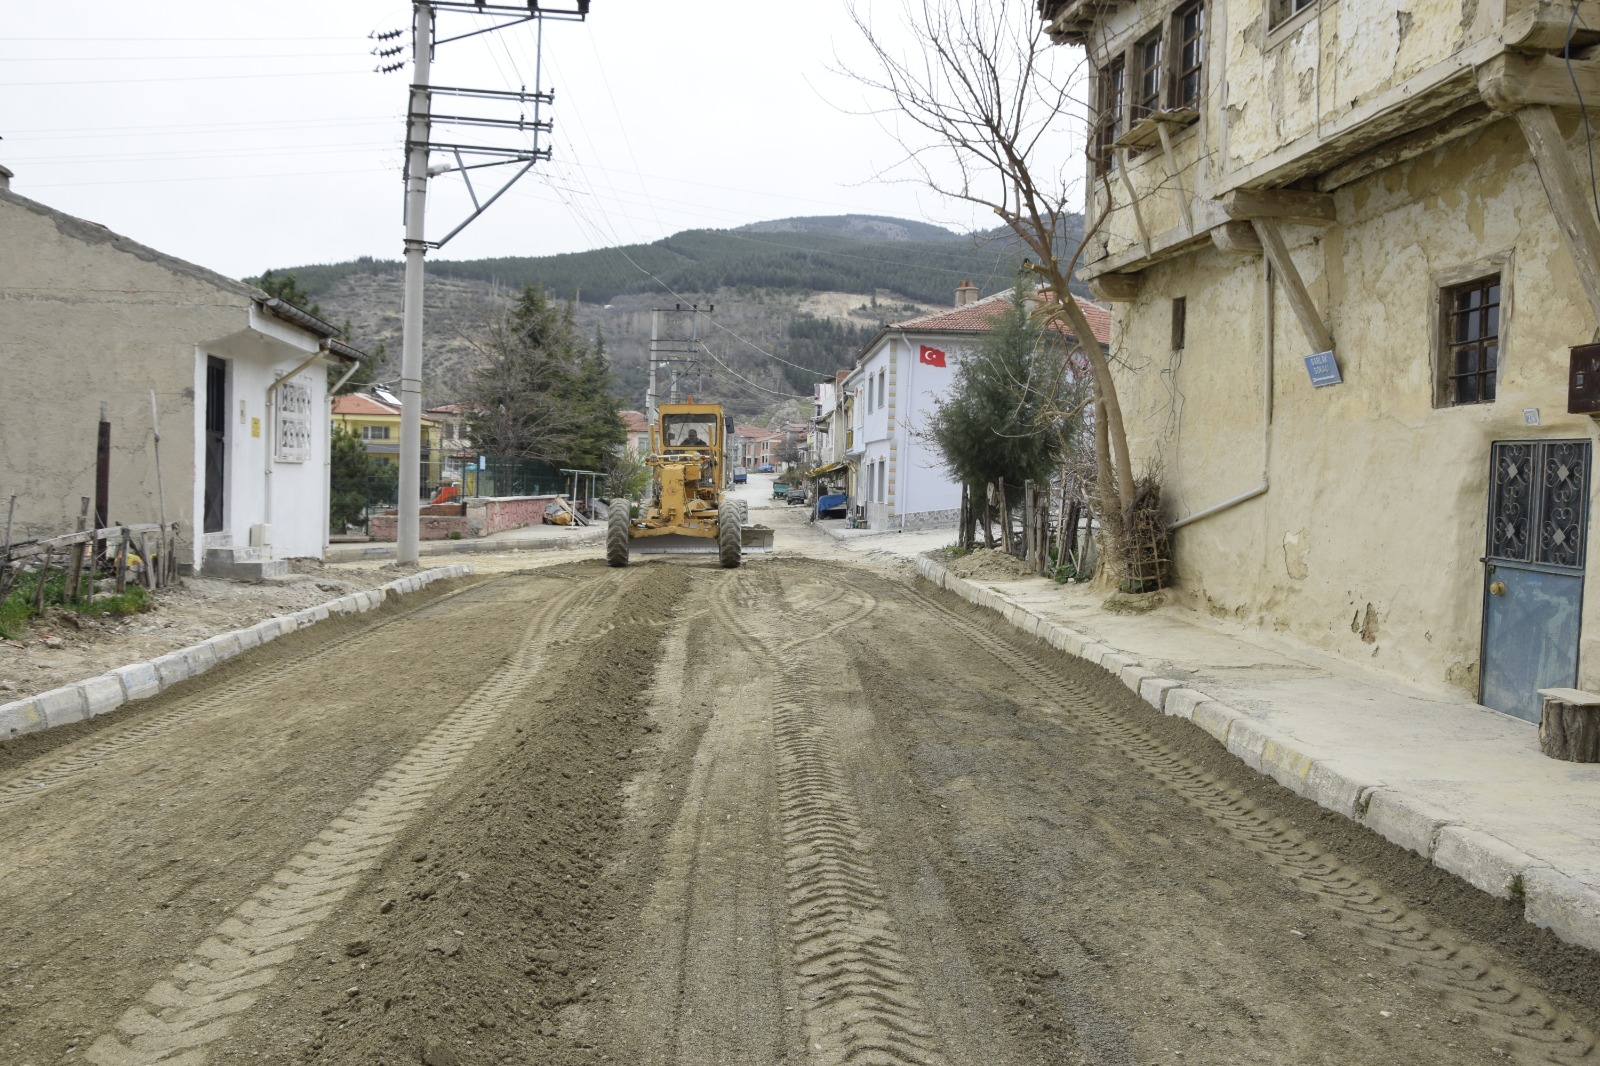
[1443,276,1501,406]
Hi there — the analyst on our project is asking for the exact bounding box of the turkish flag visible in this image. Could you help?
[919,345,947,367]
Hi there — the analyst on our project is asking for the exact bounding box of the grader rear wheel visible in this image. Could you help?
[606,505,631,567]
[717,500,742,569]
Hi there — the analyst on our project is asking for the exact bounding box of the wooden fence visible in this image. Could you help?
[0,514,182,610]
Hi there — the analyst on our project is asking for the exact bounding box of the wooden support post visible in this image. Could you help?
[1513,105,1600,328]
[95,402,110,565]
[1115,148,1153,257]
[140,532,154,590]
[1211,221,1263,256]
[115,527,129,594]
[998,478,1012,556]
[1155,121,1194,234]
[65,498,89,604]
[1252,219,1336,355]
[1023,480,1036,566]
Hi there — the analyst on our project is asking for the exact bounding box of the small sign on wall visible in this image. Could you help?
[1304,350,1342,388]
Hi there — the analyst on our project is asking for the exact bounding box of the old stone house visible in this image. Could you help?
[1042,0,1600,719]
[1,172,363,577]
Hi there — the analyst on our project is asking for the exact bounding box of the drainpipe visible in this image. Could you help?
[1168,256,1274,532]
[263,348,328,552]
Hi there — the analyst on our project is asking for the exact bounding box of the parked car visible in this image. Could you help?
[733,467,748,483]
[786,487,808,506]
[756,464,774,473]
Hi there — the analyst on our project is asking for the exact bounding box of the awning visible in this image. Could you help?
[804,460,847,478]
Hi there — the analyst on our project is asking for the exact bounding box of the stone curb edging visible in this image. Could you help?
[0,565,475,743]
[324,527,604,563]
[911,555,1600,955]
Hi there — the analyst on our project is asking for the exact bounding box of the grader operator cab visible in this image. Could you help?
[606,402,772,568]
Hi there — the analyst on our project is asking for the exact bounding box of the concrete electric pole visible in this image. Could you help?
[392,0,590,564]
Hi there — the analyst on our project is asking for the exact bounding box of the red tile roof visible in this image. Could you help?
[888,290,1111,345]
[334,393,437,421]
[333,394,399,416]
[620,409,649,433]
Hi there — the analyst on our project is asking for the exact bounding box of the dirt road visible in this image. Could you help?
[4,544,1600,1065]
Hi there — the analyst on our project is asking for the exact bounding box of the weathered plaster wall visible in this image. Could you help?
[0,191,244,548]
[1112,114,1600,699]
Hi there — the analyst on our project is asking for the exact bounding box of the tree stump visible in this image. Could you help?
[1537,688,1600,762]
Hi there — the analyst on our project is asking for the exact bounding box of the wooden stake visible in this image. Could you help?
[139,532,154,590]
[2,494,14,559]
[95,402,110,565]
[33,547,52,614]
[1024,479,1036,566]
[66,498,89,603]
[115,527,129,594]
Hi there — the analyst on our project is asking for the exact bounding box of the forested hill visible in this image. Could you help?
[269,213,1085,309]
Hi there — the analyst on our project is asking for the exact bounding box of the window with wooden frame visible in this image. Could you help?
[1441,275,1502,406]
[1171,1,1205,109]
[1092,55,1125,176]
[1133,30,1164,122]
[1269,0,1317,30]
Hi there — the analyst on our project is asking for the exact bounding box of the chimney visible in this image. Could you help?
[955,279,978,307]
[0,164,12,192]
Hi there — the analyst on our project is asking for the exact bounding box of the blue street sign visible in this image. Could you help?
[1305,350,1342,388]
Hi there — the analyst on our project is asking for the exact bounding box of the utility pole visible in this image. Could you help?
[389,0,590,564]
[646,303,711,422]
[397,4,434,566]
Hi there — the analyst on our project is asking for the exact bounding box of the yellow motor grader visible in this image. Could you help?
[606,402,772,567]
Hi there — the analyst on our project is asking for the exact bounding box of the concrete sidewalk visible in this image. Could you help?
[326,523,603,563]
[821,522,1600,953]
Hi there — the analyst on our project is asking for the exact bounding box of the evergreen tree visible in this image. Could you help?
[926,281,1081,496]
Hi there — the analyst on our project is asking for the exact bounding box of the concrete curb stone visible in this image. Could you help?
[0,698,44,738]
[1163,688,1213,721]
[81,674,125,717]
[36,685,88,728]
[908,553,1600,956]
[1434,826,1547,900]
[0,564,473,744]
[112,662,162,701]
[1523,868,1600,952]
[1139,677,1182,712]
[1361,788,1460,859]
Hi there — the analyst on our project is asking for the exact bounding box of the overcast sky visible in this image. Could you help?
[3,2,1086,281]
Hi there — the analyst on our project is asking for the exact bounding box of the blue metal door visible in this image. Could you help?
[1480,440,1590,721]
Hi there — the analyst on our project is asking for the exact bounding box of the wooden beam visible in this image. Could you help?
[1317,104,1499,192]
[1211,221,1262,256]
[1155,121,1195,234]
[1090,273,1143,302]
[1504,1,1600,54]
[1222,188,1338,227]
[1115,148,1153,258]
[1252,219,1335,355]
[1478,53,1600,113]
[1515,105,1600,327]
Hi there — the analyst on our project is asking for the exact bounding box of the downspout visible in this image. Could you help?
[323,358,363,552]
[1168,256,1274,532]
[263,347,329,551]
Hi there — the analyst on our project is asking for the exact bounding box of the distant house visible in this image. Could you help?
[332,391,442,490]
[734,425,785,470]
[841,281,1110,531]
[0,171,364,578]
[425,402,474,483]
[619,409,651,456]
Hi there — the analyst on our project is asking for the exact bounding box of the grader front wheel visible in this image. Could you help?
[606,504,631,568]
[717,501,742,569]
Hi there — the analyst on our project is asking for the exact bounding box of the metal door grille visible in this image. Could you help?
[1487,440,1588,570]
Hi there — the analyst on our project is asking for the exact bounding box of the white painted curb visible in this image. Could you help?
[0,564,473,742]
[912,554,1600,956]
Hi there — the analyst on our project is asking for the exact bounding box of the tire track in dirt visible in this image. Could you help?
[909,588,1597,1066]
[0,582,486,811]
[80,575,616,1066]
[760,575,946,1066]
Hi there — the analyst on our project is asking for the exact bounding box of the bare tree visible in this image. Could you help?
[841,0,1138,564]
